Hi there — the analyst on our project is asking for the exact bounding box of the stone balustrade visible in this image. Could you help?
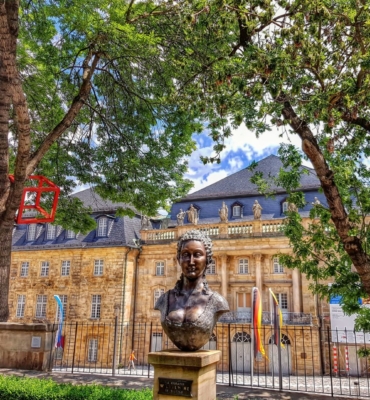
[141,218,290,243]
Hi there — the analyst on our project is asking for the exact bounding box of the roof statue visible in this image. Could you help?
[252,200,262,220]
[218,202,228,223]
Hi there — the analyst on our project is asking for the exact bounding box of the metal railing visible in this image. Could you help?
[219,311,312,326]
[51,321,370,398]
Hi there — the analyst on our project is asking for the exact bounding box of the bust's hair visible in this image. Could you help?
[175,229,213,295]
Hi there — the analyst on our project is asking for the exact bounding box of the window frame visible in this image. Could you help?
[94,260,104,276]
[35,294,47,318]
[207,259,216,275]
[57,294,67,320]
[273,257,284,274]
[61,260,70,276]
[233,205,241,217]
[154,288,164,307]
[27,224,37,241]
[238,258,249,274]
[155,261,165,276]
[66,229,76,239]
[91,294,101,319]
[277,293,288,310]
[20,261,29,277]
[16,295,26,318]
[46,224,56,240]
[40,261,50,277]
[97,217,108,237]
[88,339,98,362]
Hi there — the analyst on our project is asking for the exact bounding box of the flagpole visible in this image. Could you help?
[251,287,255,387]
[277,304,283,391]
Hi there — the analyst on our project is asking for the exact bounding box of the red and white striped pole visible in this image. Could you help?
[345,346,350,376]
[333,345,338,376]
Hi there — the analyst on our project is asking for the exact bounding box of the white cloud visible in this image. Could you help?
[186,123,312,193]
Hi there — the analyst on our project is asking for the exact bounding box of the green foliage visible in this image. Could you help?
[357,346,370,359]
[0,375,152,400]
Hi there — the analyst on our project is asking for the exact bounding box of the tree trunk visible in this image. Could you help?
[0,222,14,321]
[280,97,370,296]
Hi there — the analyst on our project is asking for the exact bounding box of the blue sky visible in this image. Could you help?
[185,123,306,194]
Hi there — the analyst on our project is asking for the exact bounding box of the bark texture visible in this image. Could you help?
[0,2,100,321]
[279,95,370,296]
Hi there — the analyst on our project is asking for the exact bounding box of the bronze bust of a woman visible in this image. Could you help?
[155,229,229,351]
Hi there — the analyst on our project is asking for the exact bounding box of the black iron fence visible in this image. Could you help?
[51,321,370,398]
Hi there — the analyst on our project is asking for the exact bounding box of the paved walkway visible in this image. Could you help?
[0,368,354,399]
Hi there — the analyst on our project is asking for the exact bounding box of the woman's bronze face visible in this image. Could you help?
[179,240,207,280]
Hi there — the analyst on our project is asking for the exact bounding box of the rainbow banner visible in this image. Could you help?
[53,295,64,348]
[252,287,265,358]
[269,288,284,348]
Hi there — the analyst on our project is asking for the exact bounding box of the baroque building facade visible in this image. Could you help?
[9,155,348,374]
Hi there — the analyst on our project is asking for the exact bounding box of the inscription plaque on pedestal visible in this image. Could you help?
[158,378,193,397]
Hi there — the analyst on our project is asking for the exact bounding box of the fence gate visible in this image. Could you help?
[231,331,251,373]
[268,334,291,375]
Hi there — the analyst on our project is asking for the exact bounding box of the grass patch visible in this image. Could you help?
[0,375,153,400]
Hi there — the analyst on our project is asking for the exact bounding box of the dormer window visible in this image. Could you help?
[282,201,289,213]
[27,224,37,241]
[233,206,241,217]
[97,217,108,237]
[46,224,56,240]
[231,201,243,218]
[66,229,76,239]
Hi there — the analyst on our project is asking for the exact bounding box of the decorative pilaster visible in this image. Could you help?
[220,255,228,299]
[253,253,262,294]
[292,268,302,313]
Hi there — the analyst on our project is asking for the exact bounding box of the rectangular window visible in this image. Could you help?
[16,295,26,318]
[97,218,107,237]
[273,258,284,273]
[36,295,47,318]
[46,224,56,240]
[40,261,49,277]
[154,289,164,306]
[277,293,288,310]
[233,205,241,217]
[56,295,67,320]
[94,260,104,276]
[66,229,76,239]
[27,224,37,241]
[208,259,216,274]
[20,261,29,277]
[40,261,49,276]
[155,261,164,276]
[91,295,101,319]
[237,292,251,310]
[61,260,70,276]
[88,339,98,362]
[238,259,249,274]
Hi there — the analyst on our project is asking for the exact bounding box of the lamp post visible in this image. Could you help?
[112,304,120,376]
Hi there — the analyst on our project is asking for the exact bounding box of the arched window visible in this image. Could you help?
[232,331,251,343]
[97,217,108,237]
[269,334,291,345]
[282,201,289,213]
[207,259,216,274]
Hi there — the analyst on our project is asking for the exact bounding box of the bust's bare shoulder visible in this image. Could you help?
[210,291,229,312]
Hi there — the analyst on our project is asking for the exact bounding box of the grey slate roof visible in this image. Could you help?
[183,155,320,200]
[12,187,142,250]
[72,187,139,213]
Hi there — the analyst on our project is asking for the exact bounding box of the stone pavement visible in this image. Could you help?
[0,368,353,400]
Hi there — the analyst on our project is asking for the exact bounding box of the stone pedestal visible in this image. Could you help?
[0,323,58,371]
[149,349,220,400]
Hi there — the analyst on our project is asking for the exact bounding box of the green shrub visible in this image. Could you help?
[0,375,153,400]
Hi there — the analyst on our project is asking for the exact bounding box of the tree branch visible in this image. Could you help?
[277,93,370,294]
[26,52,101,176]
